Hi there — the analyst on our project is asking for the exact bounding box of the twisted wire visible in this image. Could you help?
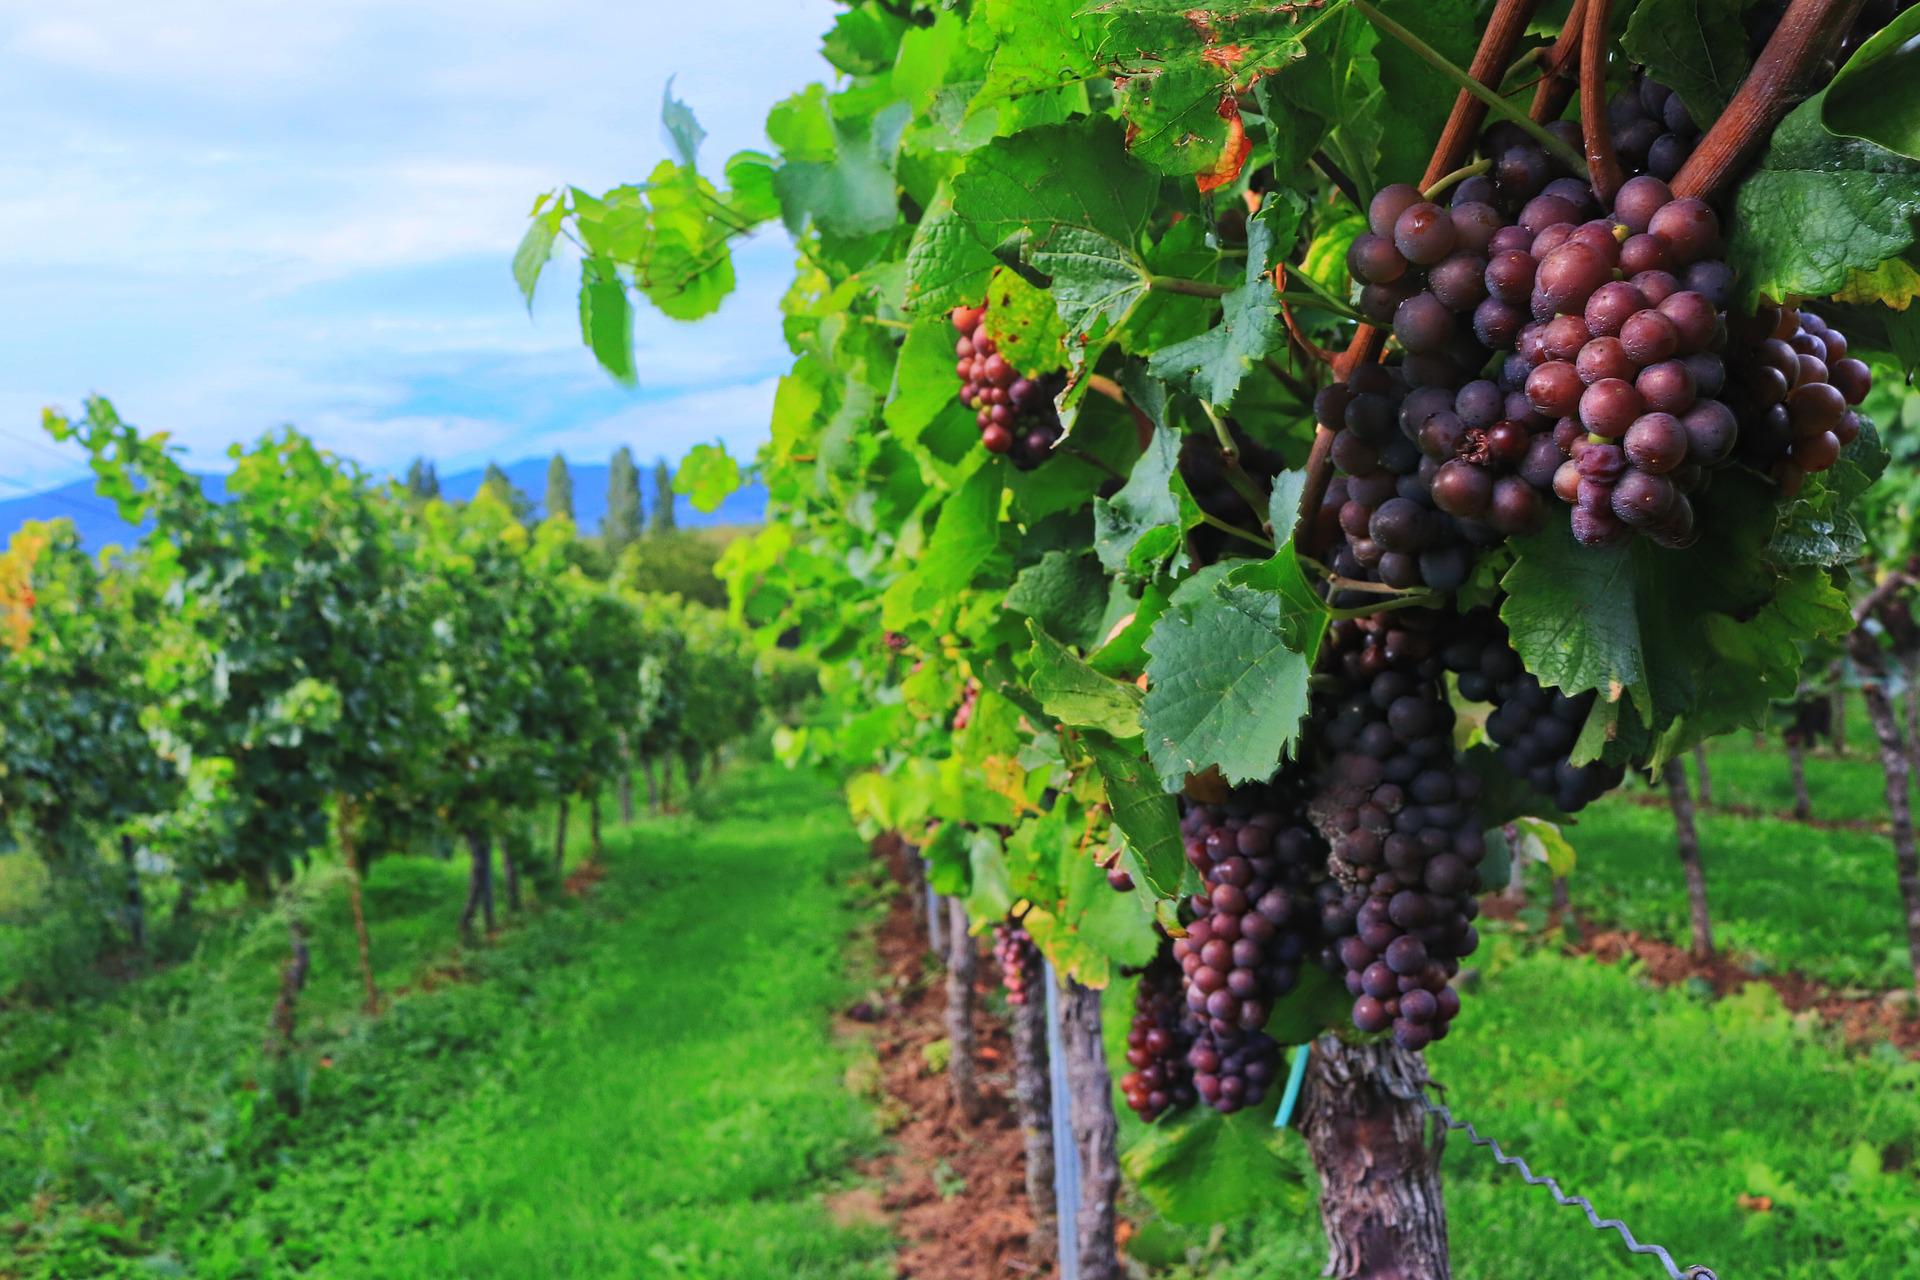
[1417,1091,1718,1280]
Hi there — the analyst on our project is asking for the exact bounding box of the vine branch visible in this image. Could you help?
[1671,0,1871,201]
[1580,0,1624,205]
[1401,0,1551,186]
[1530,0,1588,123]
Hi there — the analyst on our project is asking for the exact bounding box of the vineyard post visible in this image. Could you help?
[502,826,524,912]
[928,886,948,959]
[554,796,570,874]
[264,912,311,1060]
[944,898,983,1121]
[1042,960,1081,1279]
[1662,759,1715,959]
[1693,744,1713,809]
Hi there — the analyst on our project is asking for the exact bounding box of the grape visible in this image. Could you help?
[1577,336,1636,385]
[1585,281,1649,338]
[1450,202,1504,254]
[1312,613,1489,1050]
[1648,198,1721,265]
[1611,469,1677,525]
[1635,361,1697,415]
[1432,459,1492,518]
[1620,310,1679,365]
[1729,303,1870,480]
[1349,234,1408,285]
[1122,944,1197,1122]
[1395,202,1459,265]
[951,302,1065,466]
[1370,183,1424,238]
[1393,293,1455,354]
[993,920,1041,1006]
[1580,378,1644,438]
[1526,362,1583,417]
[1429,253,1489,312]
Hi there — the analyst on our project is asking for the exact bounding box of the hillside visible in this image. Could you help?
[0,457,766,548]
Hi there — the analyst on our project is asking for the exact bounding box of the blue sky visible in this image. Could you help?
[0,0,841,493]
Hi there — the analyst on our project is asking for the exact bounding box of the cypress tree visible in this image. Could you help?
[545,453,574,521]
[404,458,440,500]
[604,447,644,557]
[650,458,677,534]
[478,462,534,523]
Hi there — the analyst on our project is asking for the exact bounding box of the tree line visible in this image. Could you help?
[0,398,789,1047]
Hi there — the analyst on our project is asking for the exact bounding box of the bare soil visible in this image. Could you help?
[854,836,1055,1279]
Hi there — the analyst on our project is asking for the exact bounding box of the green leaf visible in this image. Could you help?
[1084,731,1185,899]
[1092,427,1199,576]
[886,321,971,444]
[1267,469,1309,540]
[1122,1105,1306,1226]
[921,819,973,896]
[774,101,913,240]
[1824,8,1920,161]
[914,464,1004,606]
[1369,0,1479,182]
[1729,89,1920,304]
[1025,225,1153,353]
[1509,815,1577,877]
[1005,551,1108,649]
[1500,521,1648,711]
[1619,0,1755,126]
[903,188,999,315]
[660,77,706,169]
[1140,558,1318,790]
[671,443,742,513]
[1263,966,1352,1044]
[1146,196,1303,408]
[1026,621,1143,738]
[578,257,635,384]
[1089,578,1171,679]
[512,205,561,309]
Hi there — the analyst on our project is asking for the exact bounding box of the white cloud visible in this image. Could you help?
[0,0,841,494]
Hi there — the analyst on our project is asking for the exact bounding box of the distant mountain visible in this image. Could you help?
[0,457,765,549]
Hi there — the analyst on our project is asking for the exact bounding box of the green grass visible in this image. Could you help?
[1564,794,1912,988]
[1131,939,1920,1279]
[1,764,892,1279]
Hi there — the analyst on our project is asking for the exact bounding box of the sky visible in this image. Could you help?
[0,0,842,494]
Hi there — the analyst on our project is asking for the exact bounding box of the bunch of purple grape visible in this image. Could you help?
[1173,790,1334,1038]
[1439,609,1625,812]
[1186,1024,1282,1116]
[1309,614,1484,1051]
[1121,946,1198,1122]
[1728,301,1872,493]
[992,920,1040,1007]
[951,303,1063,467]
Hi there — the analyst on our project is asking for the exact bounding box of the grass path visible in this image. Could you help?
[3,764,893,1278]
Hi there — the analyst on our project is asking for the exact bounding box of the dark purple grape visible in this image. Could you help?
[1623,412,1688,473]
[1636,360,1697,415]
[1394,293,1455,354]
[1648,198,1720,265]
[1370,183,1423,238]
[1620,311,1679,365]
[1349,233,1409,285]
[1611,469,1677,526]
[1526,361,1584,417]
[1579,378,1644,438]
[1431,459,1493,518]
[1395,202,1459,265]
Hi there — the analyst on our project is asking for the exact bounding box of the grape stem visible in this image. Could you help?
[1061,444,1127,481]
[1671,0,1870,202]
[1199,402,1275,519]
[1352,0,1589,180]
[1529,0,1588,123]
[1198,510,1277,553]
[1421,157,1492,202]
[1148,275,1229,299]
[1300,559,1433,597]
[1579,0,1624,205]
[1312,150,1365,212]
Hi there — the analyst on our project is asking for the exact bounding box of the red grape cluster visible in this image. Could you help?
[1121,946,1197,1122]
[1729,302,1872,493]
[992,920,1040,1007]
[950,303,1064,467]
[1607,76,1700,182]
[1310,614,1484,1051]
[1174,788,1335,1039]
[951,678,979,731]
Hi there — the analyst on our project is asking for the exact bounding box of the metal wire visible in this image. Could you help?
[1415,1088,1718,1280]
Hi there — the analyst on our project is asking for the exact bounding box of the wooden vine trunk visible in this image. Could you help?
[1301,1036,1450,1280]
[1662,759,1715,958]
[120,834,145,953]
[1011,989,1057,1248]
[1787,736,1813,819]
[1059,977,1120,1280]
[264,916,311,1059]
[338,797,380,1013]
[1693,743,1714,808]
[618,769,636,824]
[460,830,495,940]
[1852,659,1920,999]
[944,898,982,1122]
[554,797,570,874]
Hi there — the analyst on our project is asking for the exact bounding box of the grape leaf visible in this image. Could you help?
[950,120,1154,258]
[1121,1105,1307,1226]
[577,256,635,385]
[1728,89,1920,304]
[885,321,969,444]
[775,101,913,240]
[1247,5,1379,188]
[1267,469,1309,541]
[912,463,1006,607]
[1824,7,1920,162]
[1005,551,1108,649]
[1092,427,1200,576]
[904,188,999,315]
[1089,579,1172,679]
[1619,0,1755,126]
[1369,0,1479,182]
[671,442,741,514]
[1083,731,1185,899]
[1145,196,1303,408]
[513,203,561,309]
[1026,621,1144,738]
[1141,560,1316,790]
[1026,225,1153,351]
[660,78,707,168]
